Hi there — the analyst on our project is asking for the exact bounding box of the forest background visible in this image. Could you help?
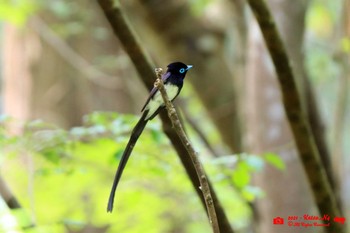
[0,0,349,233]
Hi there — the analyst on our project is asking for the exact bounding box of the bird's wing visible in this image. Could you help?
[141,71,171,112]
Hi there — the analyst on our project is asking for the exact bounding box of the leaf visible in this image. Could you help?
[306,3,333,38]
[341,37,350,54]
[263,153,285,170]
[0,0,37,26]
[41,149,62,164]
[232,164,251,189]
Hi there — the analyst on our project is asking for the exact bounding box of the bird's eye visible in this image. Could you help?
[179,68,185,73]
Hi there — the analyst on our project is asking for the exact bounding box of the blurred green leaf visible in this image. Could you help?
[189,0,212,16]
[306,3,333,38]
[0,0,38,26]
[341,37,350,54]
[263,153,285,170]
[232,163,251,189]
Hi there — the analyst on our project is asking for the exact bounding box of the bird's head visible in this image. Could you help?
[167,62,193,77]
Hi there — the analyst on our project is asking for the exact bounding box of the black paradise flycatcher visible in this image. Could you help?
[107,62,193,212]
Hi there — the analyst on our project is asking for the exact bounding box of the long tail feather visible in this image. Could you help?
[107,112,148,212]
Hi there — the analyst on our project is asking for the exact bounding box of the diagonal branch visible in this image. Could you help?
[154,68,219,233]
[246,0,345,232]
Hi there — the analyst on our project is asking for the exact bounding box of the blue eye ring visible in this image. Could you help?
[179,68,185,73]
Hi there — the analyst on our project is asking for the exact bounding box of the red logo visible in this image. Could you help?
[273,214,346,228]
[334,217,346,224]
[273,217,284,225]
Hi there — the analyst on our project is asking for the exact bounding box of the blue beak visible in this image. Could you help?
[186,65,193,70]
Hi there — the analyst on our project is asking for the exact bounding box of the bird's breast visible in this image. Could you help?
[145,84,180,120]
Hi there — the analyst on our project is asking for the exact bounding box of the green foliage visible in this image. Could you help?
[189,0,213,16]
[211,153,284,203]
[232,163,251,189]
[0,112,251,233]
[341,37,350,54]
[0,0,38,26]
[306,2,333,38]
[0,112,286,232]
[263,152,285,171]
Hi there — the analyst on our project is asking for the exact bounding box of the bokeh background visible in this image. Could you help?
[0,0,349,233]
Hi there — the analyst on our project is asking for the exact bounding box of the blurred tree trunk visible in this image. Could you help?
[2,24,33,123]
[245,1,319,233]
[333,0,350,219]
[3,0,137,128]
[130,0,243,153]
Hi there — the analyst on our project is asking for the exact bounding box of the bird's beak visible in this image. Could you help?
[186,65,193,70]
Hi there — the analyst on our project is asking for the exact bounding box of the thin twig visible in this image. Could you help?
[154,68,220,233]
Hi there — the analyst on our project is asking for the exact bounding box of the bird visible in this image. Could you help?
[107,62,193,212]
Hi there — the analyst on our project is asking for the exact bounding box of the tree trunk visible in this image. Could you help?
[245,1,318,232]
